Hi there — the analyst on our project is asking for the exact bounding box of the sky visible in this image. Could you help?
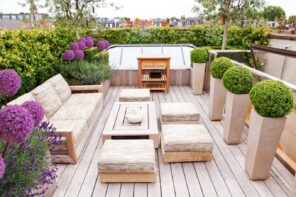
[0,0,295,19]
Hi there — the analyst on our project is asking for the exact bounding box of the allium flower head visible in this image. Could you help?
[0,105,34,144]
[75,50,84,61]
[96,39,109,50]
[78,41,86,50]
[0,69,21,97]
[69,42,79,51]
[61,50,75,61]
[78,37,86,43]
[22,101,44,127]
[0,157,5,179]
[85,38,94,48]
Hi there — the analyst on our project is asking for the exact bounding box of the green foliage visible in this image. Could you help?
[94,51,109,65]
[190,47,209,64]
[210,57,233,79]
[288,15,296,24]
[222,66,253,94]
[263,6,286,22]
[249,80,294,117]
[84,47,99,62]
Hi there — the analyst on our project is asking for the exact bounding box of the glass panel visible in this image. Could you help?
[108,47,122,69]
[142,47,162,56]
[163,47,185,69]
[282,57,296,86]
[182,46,193,67]
[121,47,142,69]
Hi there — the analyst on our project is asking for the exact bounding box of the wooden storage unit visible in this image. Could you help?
[137,56,170,92]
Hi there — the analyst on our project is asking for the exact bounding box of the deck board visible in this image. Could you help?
[53,86,294,197]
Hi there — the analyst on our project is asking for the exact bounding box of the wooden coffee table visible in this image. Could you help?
[102,102,159,148]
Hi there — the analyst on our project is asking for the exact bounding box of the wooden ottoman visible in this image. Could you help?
[119,89,151,102]
[98,140,156,182]
[160,103,200,124]
[161,124,213,162]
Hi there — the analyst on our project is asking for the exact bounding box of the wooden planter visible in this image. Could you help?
[223,91,249,144]
[292,175,296,197]
[209,76,226,121]
[191,63,206,95]
[101,79,110,97]
[245,109,287,180]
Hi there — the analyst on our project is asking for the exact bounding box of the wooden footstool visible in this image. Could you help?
[98,140,156,182]
[119,89,151,102]
[160,103,200,124]
[161,124,213,162]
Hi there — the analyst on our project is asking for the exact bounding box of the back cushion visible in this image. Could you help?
[32,82,63,118]
[47,74,72,102]
[8,92,36,105]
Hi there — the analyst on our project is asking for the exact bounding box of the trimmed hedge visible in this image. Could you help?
[249,80,294,117]
[211,57,233,79]
[190,47,209,64]
[223,66,253,94]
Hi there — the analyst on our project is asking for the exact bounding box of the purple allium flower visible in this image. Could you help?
[61,50,75,61]
[75,50,84,61]
[22,101,44,127]
[0,157,5,179]
[78,41,86,50]
[96,39,110,50]
[78,37,86,43]
[0,105,34,144]
[85,39,94,48]
[0,69,21,97]
[69,42,79,51]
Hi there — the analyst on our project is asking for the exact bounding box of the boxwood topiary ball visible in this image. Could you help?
[190,47,209,64]
[223,66,253,94]
[210,57,233,79]
[249,80,294,117]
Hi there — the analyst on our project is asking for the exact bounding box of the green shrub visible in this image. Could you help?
[223,66,253,94]
[94,51,109,65]
[190,47,209,64]
[84,47,99,62]
[210,57,233,79]
[249,80,294,117]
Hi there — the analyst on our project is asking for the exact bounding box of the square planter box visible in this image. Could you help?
[191,63,206,95]
[223,91,249,144]
[245,109,287,180]
[209,76,226,121]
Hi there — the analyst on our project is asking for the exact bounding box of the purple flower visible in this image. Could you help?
[61,50,75,61]
[85,36,93,41]
[96,39,109,50]
[78,41,86,50]
[0,105,34,144]
[75,50,84,61]
[69,42,79,51]
[22,101,44,127]
[0,157,5,179]
[0,69,21,97]
[78,37,86,43]
[85,39,94,48]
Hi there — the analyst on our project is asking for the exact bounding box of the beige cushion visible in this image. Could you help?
[98,140,155,173]
[47,74,72,102]
[162,124,213,152]
[119,89,151,102]
[64,93,103,105]
[8,92,36,105]
[32,83,63,118]
[161,103,200,123]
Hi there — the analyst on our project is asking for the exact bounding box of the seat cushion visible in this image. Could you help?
[119,89,151,102]
[160,103,200,123]
[98,140,155,173]
[162,124,213,152]
[47,74,72,102]
[31,82,63,118]
[64,93,103,105]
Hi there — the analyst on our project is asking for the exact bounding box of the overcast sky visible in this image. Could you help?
[0,0,295,19]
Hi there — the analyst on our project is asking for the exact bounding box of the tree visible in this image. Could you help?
[263,6,286,22]
[194,0,265,50]
[288,15,296,25]
[19,0,39,27]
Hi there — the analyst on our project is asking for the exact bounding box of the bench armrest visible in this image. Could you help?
[70,85,103,93]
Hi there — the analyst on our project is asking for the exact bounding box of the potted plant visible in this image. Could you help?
[190,47,209,95]
[209,57,233,120]
[222,66,253,144]
[245,80,294,180]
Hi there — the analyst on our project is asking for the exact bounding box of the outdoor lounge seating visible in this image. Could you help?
[161,124,213,162]
[119,88,151,102]
[9,74,104,164]
[98,140,156,183]
[160,102,200,124]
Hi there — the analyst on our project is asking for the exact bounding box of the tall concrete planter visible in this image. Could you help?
[191,63,206,95]
[245,109,287,180]
[223,91,249,144]
[209,76,226,120]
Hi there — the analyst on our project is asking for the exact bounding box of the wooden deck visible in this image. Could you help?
[53,86,294,197]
